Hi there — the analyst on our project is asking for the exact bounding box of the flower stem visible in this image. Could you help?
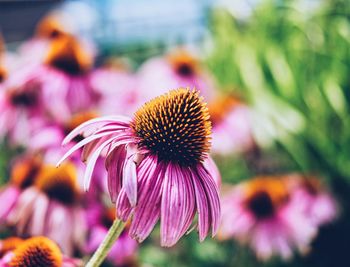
[86,219,126,267]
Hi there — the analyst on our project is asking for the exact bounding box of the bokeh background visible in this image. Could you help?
[0,0,350,266]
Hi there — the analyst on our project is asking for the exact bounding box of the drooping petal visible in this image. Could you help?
[160,164,195,246]
[191,171,210,241]
[105,145,127,202]
[129,159,164,242]
[116,155,157,221]
[123,156,138,206]
[62,115,131,145]
[196,164,221,236]
[0,186,20,221]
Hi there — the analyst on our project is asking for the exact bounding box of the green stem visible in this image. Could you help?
[86,219,126,267]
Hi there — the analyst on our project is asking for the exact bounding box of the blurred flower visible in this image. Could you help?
[286,175,338,227]
[18,14,71,66]
[208,95,254,156]
[59,88,221,247]
[0,236,82,267]
[4,34,100,128]
[4,162,86,256]
[137,49,217,102]
[219,176,318,261]
[0,155,42,221]
[90,65,141,116]
[85,204,138,266]
[0,237,24,258]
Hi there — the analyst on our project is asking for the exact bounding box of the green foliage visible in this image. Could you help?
[207,0,350,181]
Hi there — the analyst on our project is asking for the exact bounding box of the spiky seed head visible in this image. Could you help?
[132,88,211,166]
[9,237,62,267]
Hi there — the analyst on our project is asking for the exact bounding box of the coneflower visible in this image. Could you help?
[220,176,318,261]
[58,88,221,266]
[137,50,217,102]
[0,236,81,267]
[5,162,86,256]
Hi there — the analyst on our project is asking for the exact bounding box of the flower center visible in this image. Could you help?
[45,35,92,75]
[0,65,7,83]
[245,178,289,219]
[9,237,62,267]
[246,191,275,219]
[36,15,65,39]
[0,237,23,257]
[208,95,241,125]
[35,163,80,205]
[168,51,198,77]
[132,88,211,166]
[11,157,42,189]
[9,85,39,108]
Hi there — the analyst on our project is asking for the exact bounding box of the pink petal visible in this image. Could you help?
[106,145,127,202]
[196,165,221,236]
[160,164,195,247]
[62,116,131,145]
[0,186,20,221]
[129,159,163,242]
[123,156,138,206]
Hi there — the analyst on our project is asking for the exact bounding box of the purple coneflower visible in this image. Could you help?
[137,50,217,102]
[5,162,86,256]
[209,95,254,156]
[58,88,221,247]
[219,176,317,261]
[286,175,338,227]
[0,236,81,267]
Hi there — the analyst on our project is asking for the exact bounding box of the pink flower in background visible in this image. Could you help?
[85,203,138,266]
[58,88,221,247]
[137,49,217,102]
[0,155,42,221]
[0,236,82,267]
[6,34,100,126]
[0,69,50,145]
[90,66,141,116]
[286,175,338,227]
[36,34,100,118]
[4,162,86,256]
[209,95,254,156]
[18,14,71,66]
[220,177,318,261]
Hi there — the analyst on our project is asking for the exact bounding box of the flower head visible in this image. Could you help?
[59,88,221,247]
[137,50,217,102]
[131,89,211,165]
[220,176,318,261]
[0,236,81,267]
[5,161,86,255]
[45,35,92,76]
[7,236,62,267]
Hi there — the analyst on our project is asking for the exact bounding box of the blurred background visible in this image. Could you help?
[0,0,350,266]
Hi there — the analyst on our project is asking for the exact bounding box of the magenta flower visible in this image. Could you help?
[219,177,317,261]
[286,175,338,227]
[90,66,141,116]
[137,50,217,102]
[2,161,86,256]
[209,95,254,156]
[7,34,100,125]
[58,88,221,247]
[85,203,138,266]
[0,236,82,267]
